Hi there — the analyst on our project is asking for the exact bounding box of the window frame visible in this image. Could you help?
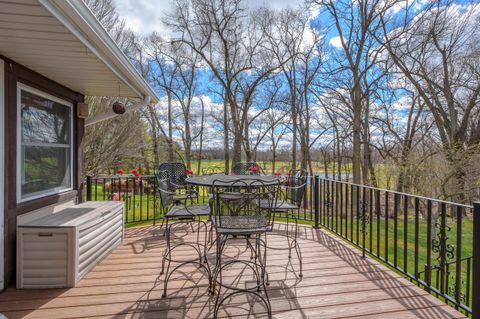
[16,82,74,203]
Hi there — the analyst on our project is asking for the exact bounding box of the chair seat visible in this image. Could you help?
[208,193,245,201]
[172,193,197,201]
[213,215,270,234]
[165,204,210,218]
[257,199,299,211]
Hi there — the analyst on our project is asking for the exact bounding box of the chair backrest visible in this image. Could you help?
[155,162,187,188]
[156,175,174,213]
[232,162,262,175]
[285,176,307,207]
[211,179,279,231]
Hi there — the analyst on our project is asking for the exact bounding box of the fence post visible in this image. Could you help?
[313,175,320,229]
[473,202,480,319]
[86,176,92,202]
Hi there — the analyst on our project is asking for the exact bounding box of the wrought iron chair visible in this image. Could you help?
[232,162,263,175]
[210,178,279,319]
[155,163,198,202]
[157,177,211,298]
[257,175,307,278]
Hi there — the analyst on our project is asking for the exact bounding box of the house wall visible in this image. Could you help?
[1,55,85,288]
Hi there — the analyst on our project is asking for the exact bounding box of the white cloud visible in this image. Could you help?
[329,36,342,49]
[113,0,174,36]
[114,0,304,36]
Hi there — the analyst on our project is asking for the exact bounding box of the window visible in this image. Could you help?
[17,83,73,202]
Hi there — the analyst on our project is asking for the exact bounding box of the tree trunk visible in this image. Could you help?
[148,104,160,168]
[232,133,243,165]
[352,102,362,184]
[272,147,276,174]
[223,97,230,174]
[291,105,298,174]
[197,100,205,175]
[167,93,174,162]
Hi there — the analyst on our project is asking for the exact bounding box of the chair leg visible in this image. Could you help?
[260,233,272,317]
[286,214,292,258]
[161,222,172,298]
[293,212,303,277]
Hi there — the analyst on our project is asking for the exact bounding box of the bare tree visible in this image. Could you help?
[166,0,288,167]
[377,0,480,201]
[310,0,393,184]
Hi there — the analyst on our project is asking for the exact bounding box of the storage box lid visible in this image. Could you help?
[20,202,123,227]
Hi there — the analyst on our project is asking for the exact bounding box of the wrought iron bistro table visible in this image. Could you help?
[186,174,282,319]
[185,174,282,187]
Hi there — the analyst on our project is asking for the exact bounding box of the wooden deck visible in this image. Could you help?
[0,223,467,319]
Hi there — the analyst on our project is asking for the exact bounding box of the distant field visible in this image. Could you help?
[191,159,346,175]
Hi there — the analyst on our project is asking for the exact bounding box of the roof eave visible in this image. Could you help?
[38,0,158,103]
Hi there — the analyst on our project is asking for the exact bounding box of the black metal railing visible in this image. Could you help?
[85,175,159,224]
[313,176,480,318]
[85,174,318,225]
[84,174,479,317]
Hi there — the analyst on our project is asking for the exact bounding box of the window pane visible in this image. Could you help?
[21,90,71,144]
[21,146,71,199]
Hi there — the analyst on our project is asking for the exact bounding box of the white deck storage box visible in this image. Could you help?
[17,201,124,288]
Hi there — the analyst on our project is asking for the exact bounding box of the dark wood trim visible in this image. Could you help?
[2,56,85,288]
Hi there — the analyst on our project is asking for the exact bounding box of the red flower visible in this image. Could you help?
[247,166,259,172]
[186,168,194,175]
[130,168,141,177]
[116,168,125,175]
[274,171,282,176]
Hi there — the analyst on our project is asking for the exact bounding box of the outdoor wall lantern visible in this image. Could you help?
[112,101,126,114]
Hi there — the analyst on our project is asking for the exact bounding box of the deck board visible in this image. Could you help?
[0,223,467,319]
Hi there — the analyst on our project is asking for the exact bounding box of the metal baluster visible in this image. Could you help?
[86,176,92,201]
[439,203,447,294]
[94,178,98,201]
[376,189,380,257]
[454,206,463,308]
[369,188,373,252]
[356,185,360,245]
[425,200,432,292]
[466,257,471,307]
[361,185,366,258]
[345,184,349,240]
[314,176,320,229]
[404,194,408,272]
[146,177,150,221]
[385,191,389,263]
[350,184,354,241]
[394,192,399,267]
[340,182,344,236]
[471,202,480,319]
[139,177,143,221]
[414,197,420,278]
[322,179,326,227]
[335,180,339,233]
[103,177,106,200]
